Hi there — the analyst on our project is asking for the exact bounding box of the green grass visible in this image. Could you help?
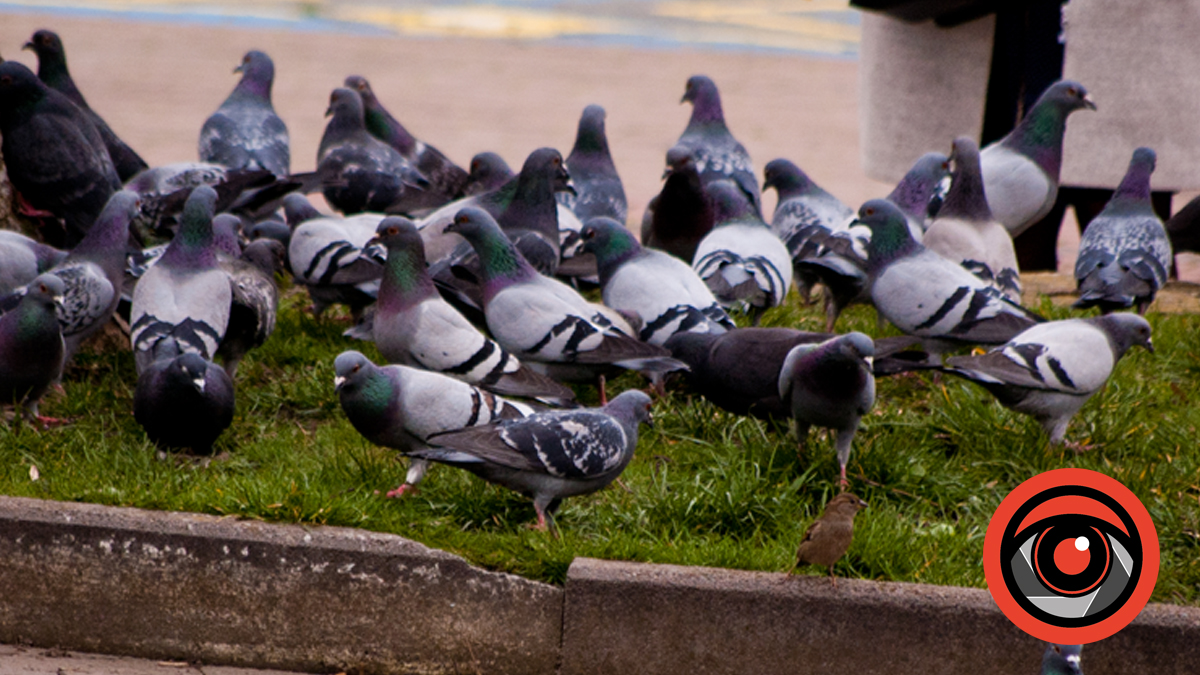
[2,283,1199,604]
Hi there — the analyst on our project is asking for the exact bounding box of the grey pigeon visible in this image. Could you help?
[463,152,513,196]
[444,207,684,398]
[284,193,383,318]
[0,231,66,295]
[779,332,875,487]
[692,181,792,321]
[345,75,467,208]
[24,29,147,181]
[942,314,1151,445]
[855,199,1041,352]
[316,87,429,215]
[558,104,627,223]
[130,186,231,374]
[0,60,120,248]
[1074,147,1171,314]
[0,273,64,423]
[133,337,235,455]
[980,81,1096,236]
[666,328,922,421]
[924,137,1021,302]
[417,389,653,534]
[367,217,573,400]
[675,75,759,213]
[199,50,290,178]
[1041,644,1083,675]
[642,145,713,264]
[215,238,282,378]
[581,217,732,345]
[334,350,535,496]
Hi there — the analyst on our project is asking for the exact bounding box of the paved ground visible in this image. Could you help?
[0,644,306,675]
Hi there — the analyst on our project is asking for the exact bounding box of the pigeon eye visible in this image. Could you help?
[864,208,875,216]
[387,226,398,236]
[1068,87,1078,97]
[39,284,47,293]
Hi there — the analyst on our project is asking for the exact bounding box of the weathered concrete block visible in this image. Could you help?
[560,557,1200,675]
[0,496,562,674]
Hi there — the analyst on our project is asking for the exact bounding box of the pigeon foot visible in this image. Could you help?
[386,484,418,498]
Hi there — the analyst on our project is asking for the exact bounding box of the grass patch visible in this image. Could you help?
[2,283,1199,602]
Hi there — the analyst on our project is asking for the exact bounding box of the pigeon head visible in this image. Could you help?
[333,350,372,392]
[0,61,48,122]
[1092,313,1153,357]
[1002,80,1095,176]
[855,199,918,266]
[233,50,274,99]
[249,217,291,246]
[939,137,992,222]
[172,353,214,394]
[325,87,365,126]
[706,180,759,226]
[445,207,537,290]
[1039,80,1096,114]
[605,389,654,428]
[467,152,514,194]
[569,104,611,159]
[26,272,66,310]
[762,159,816,200]
[681,74,724,126]
[282,194,322,228]
[74,189,140,257]
[519,147,574,196]
[887,152,949,222]
[346,74,418,155]
[161,185,219,267]
[22,29,69,86]
[835,331,875,363]
[664,145,697,179]
[372,217,434,306]
[212,214,245,258]
[344,75,374,100]
[241,238,285,278]
[1110,147,1157,205]
[663,331,718,370]
[825,492,868,518]
[580,217,642,282]
[1041,644,1082,675]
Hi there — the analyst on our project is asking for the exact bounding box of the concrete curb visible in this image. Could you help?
[2,496,1198,674]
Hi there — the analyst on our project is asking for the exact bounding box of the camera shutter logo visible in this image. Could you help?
[983,468,1159,643]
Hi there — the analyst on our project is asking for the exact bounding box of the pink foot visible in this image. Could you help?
[14,191,57,219]
[385,484,418,498]
[36,416,70,429]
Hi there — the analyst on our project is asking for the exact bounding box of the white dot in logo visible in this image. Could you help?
[1075,536,1089,552]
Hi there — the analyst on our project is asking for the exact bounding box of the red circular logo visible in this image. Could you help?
[983,468,1159,644]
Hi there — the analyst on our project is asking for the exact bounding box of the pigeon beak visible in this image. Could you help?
[334,375,346,390]
[863,355,874,371]
[325,104,334,118]
[1082,95,1097,111]
[21,40,33,52]
[661,166,673,180]
[1144,338,1155,353]
[192,376,206,393]
[560,180,577,197]
[234,62,245,74]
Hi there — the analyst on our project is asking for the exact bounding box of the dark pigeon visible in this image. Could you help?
[942,314,1152,445]
[887,152,950,235]
[133,338,235,455]
[1041,644,1083,675]
[1074,147,1171,314]
[582,216,731,346]
[416,389,653,534]
[642,144,713,263]
[0,60,120,248]
[559,104,626,223]
[199,50,290,178]
[316,87,429,215]
[0,273,64,423]
[675,74,760,213]
[345,74,467,208]
[23,29,147,181]
[334,350,535,497]
[778,332,875,487]
[980,80,1096,236]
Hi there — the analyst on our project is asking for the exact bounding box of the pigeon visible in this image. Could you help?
[666,328,922,421]
[941,314,1152,445]
[284,193,383,318]
[762,158,853,304]
[130,186,231,374]
[0,60,120,248]
[787,492,868,585]
[367,217,574,400]
[642,145,714,264]
[23,29,147,181]
[215,238,282,378]
[778,332,875,487]
[675,74,759,213]
[980,80,1096,236]
[345,75,467,209]
[415,389,653,534]
[0,273,64,424]
[463,152,514,196]
[1041,644,1083,675]
[854,199,1041,351]
[133,337,235,455]
[199,50,290,178]
[886,151,950,237]
[1074,147,1171,314]
[691,181,793,321]
[558,104,626,224]
[333,350,536,496]
[444,207,684,398]
[581,217,732,346]
[923,137,1021,302]
[316,87,429,216]
[0,231,66,295]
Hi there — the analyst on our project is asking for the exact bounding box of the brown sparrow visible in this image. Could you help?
[787,492,868,585]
